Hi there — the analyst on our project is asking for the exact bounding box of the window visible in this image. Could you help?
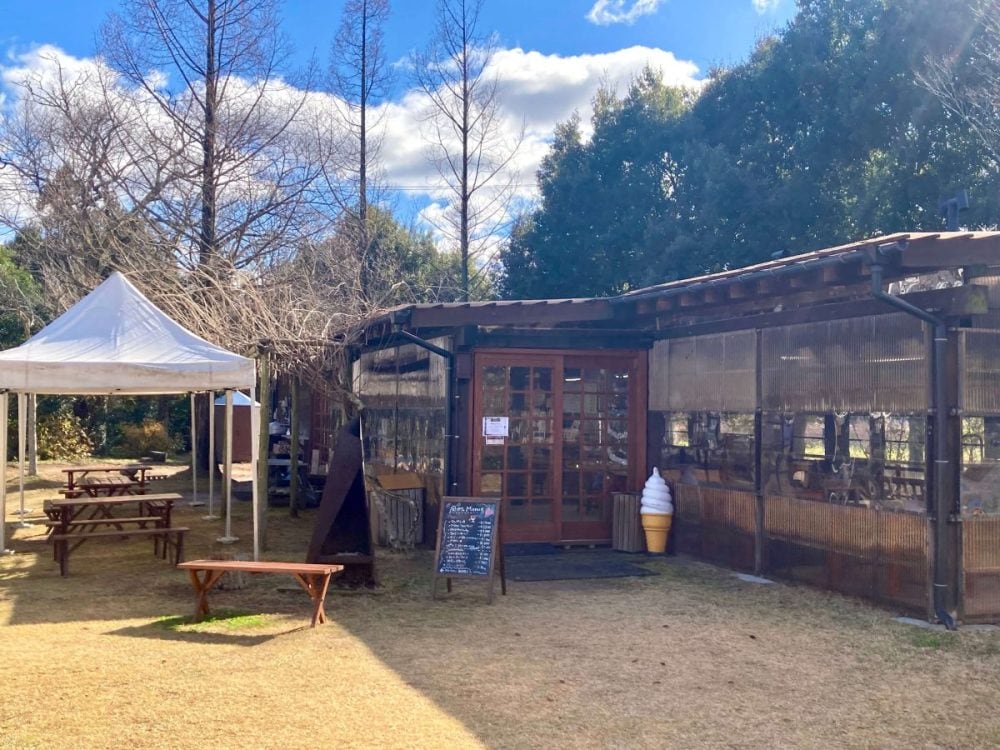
[659,411,755,489]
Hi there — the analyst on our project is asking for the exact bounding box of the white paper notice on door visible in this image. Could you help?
[482,416,509,437]
[485,435,505,445]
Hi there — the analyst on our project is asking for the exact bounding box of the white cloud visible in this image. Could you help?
[586,0,664,26]
[376,46,701,202]
[375,45,701,257]
[752,0,780,14]
[1,43,703,255]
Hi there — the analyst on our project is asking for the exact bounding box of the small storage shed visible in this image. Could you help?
[214,391,257,463]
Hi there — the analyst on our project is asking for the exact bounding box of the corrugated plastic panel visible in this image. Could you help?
[648,340,670,411]
[962,330,1000,415]
[762,313,927,412]
[963,517,1000,621]
[650,331,756,413]
[353,338,450,487]
[672,484,756,571]
[763,494,929,613]
[968,273,1000,308]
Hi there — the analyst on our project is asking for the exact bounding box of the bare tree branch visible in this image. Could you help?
[412,0,521,301]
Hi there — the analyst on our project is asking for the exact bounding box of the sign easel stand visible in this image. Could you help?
[432,498,507,604]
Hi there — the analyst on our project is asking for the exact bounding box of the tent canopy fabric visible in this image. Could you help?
[0,272,255,394]
[214,391,258,407]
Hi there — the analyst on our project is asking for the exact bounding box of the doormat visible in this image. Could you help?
[503,542,559,557]
[505,552,658,582]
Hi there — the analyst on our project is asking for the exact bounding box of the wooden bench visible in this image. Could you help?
[44,515,167,557]
[50,526,188,577]
[175,560,344,628]
[45,515,165,532]
[59,479,146,498]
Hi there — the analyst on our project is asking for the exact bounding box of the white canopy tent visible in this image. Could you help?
[0,272,260,559]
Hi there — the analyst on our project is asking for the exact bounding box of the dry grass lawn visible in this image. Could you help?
[2,461,1000,749]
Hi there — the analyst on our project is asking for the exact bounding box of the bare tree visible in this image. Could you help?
[98,0,352,467]
[330,0,391,300]
[0,41,361,474]
[0,56,179,300]
[100,0,339,275]
[413,0,520,301]
[921,0,1000,171]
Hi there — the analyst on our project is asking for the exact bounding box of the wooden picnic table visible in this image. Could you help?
[45,492,181,534]
[44,493,186,576]
[61,464,153,498]
[175,560,344,627]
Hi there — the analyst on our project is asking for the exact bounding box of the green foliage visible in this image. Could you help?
[909,630,958,651]
[36,407,93,461]
[0,233,46,348]
[367,206,495,303]
[499,69,690,298]
[118,420,177,458]
[309,206,493,306]
[500,0,1000,299]
[155,611,270,631]
[34,395,189,458]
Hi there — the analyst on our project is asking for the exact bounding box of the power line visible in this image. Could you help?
[376,184,539,191]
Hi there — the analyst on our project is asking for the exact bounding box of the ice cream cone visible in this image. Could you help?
[641,512,672,554]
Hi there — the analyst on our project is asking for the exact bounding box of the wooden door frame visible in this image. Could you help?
[470,348,648,543]
[472,351,563,542]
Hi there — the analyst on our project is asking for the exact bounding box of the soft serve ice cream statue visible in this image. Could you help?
[640,468,673,515]
[639,468,672,553]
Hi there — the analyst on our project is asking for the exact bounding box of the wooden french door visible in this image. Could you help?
[472,350,645,544]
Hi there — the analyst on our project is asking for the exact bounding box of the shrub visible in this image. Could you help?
[37,411,93,461]
[119,420,176,458]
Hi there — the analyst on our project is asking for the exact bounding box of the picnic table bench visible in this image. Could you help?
[44,493,181,532]
[175,560,344,628]
[50,526,188,576]
[44,493,185,576]
[60,464,153,498]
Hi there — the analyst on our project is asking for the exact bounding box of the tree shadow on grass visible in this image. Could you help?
[11,477,65,491]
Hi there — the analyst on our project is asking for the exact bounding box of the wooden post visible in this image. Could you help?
[290,376,300,518]
[256,348,271,549]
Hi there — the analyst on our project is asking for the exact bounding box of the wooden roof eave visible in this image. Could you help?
[653,283,989,340]
[404,298,616,329]
[899,232,1000,269]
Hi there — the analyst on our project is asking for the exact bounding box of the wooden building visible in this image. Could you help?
[334,231,1000,624]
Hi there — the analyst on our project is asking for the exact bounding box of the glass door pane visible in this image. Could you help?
[561,361,631,541]
[474,355,559,542]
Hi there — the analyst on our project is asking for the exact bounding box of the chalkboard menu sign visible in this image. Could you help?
[432,497,506,603]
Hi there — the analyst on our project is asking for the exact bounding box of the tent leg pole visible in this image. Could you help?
[217,389,237,544]
[205,392,218,520]
[15,393,31,528]
[0,393,13,554]
[189,392,204,507]
[251,383,260,561]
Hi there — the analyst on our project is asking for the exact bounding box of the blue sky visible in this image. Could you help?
[1,0,798,245]
[4,1,795,72]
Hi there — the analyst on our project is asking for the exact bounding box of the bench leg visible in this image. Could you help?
[292,572,333,627]
[57,539,68,577]
[171,531,185,565]
[186,569,227,621]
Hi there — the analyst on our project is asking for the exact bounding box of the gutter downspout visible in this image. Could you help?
[390,326,457,498]
[868,253,956,630]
